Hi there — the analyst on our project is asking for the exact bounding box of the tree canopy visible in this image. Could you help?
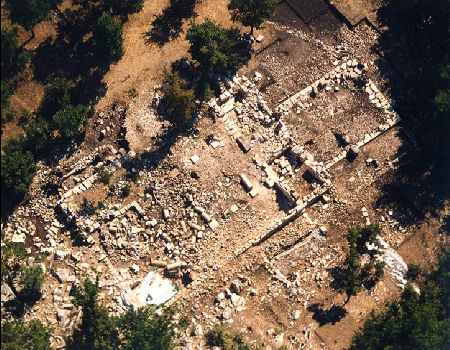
[352,249,450,349]
[40,77,71,119]
[53,104,90,138]
[1,138,37,196]
[1,319,52,350]
[93,12,124,62]
[186,20,249,73]
[160,70,195,124]
[106,0,144,17]
[67,277,180,350]
[1,28,28,78]
[228,0,277,35]
[6,0,52,31]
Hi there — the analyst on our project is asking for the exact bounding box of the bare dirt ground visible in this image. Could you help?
[1,1,448,349]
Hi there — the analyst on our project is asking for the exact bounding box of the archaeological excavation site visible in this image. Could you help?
[1,0,449,349]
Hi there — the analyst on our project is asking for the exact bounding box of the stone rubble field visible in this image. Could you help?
[1,15,434,350]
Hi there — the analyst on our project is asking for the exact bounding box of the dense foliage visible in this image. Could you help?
[378,0,450,178]
[228,0,277,34]
[186,20,249,74]
[6,0,52,31]
[160,70,195,124]
[19,265,45,301]
[67,278,180,350]
[1,138,37,196]
[53,104,90,138]
[206,327,255,349]
[40,77,72,119]
[340,225,384,303]
[67,278,119,350]
[1,80,12,112]
[352,249,450,349]
[93,12,124,62]
[1,28,28,78]
[1,319,52,350]
[106,0,144,17]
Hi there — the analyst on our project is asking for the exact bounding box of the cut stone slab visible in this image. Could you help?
[230,204,239,213]
[190,154,200,164]
[236,137,251,153]
[249,188,259,198]
[209,219,219,230]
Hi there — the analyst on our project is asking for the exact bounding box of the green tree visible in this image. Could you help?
[1,319,52,350]
[352,249,450,349]
[106,0,144,17]
[1,137,37,196]
[186,20,249,73]
[160,70,195,124]
[20,265,44,301]
[53,104,90,138]
[6,0,52,35]
[342,245,362,304]
[93,12,124,62]
[1,230,28,298]
[205,326,253,349]
[228,0,277,35]
[40,77,71,119]
[67,278,119,350]
[118,307,176,349]
[1,28,28,78]
[24,118,51,154]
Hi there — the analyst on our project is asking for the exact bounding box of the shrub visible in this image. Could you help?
[1,137,37,196]
[106,0,144,17]
[53,104,90,139]
[186,20,249,73]
[97,166,112,185]
[228,0,277,35]
[24,118,51,154]
[1,28,28,78]
[6,0,52,31]
[40,77,71,119]
[1,319,52,350]
[93,12,124,62]
[160,70,195,124]
[20,265,44,301]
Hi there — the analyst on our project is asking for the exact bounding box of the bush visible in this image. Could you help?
[6,0,52,31]
[160,70,195,124]
[205,327,253,350]
[406,263,422,281]
[97,166,112,185]
[186,20,249,73]
[53,104,90,139]
[106,0,144,17]
[20,265,44,301]
[1,137,37,196]
[1,28,28,78]
[1,319,52,350]
[93,12,124,62]
[24,118,51,154]
[352,249,450,349]
[228,0,277,35]
[121,183,131,197]
[40,77,71,119]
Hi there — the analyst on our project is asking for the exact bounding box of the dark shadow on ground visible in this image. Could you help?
[307,303,348,326]
[373,0,450,225]
[145,0,197,46]
[327,266,345,292]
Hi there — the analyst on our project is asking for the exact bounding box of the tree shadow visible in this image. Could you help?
[327,266,345,292]
[145,0,197,46]
[373,0,450,225]
[307,303,348,326]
